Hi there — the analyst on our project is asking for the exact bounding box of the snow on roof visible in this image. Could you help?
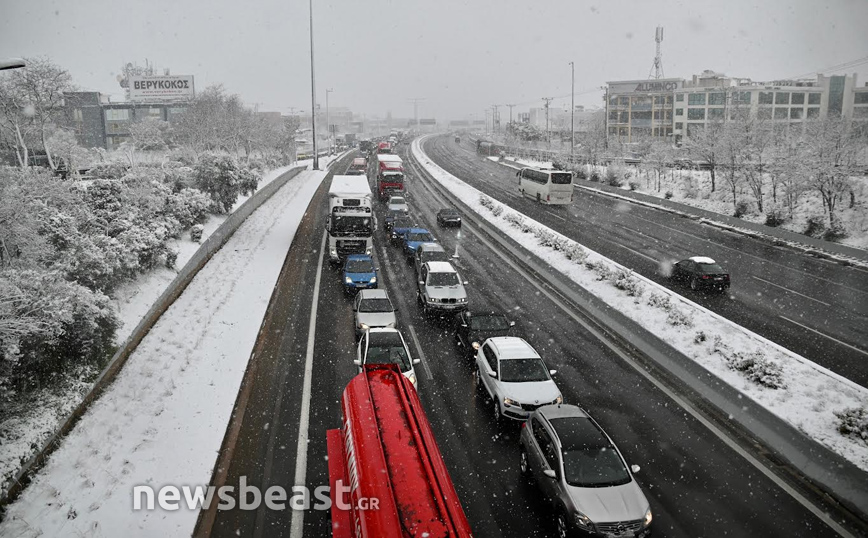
[489,336,539,359]
[689,256,716,264]
[425,261,457,273]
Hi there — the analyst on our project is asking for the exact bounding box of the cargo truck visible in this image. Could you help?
[327,175,374,263]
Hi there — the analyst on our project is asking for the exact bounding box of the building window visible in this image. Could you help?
[806,107,820,119]
[675,108,683,116]
[73,109,83,121]
[686,123,705,138]
[664,110,672,120]
[808,93,822,105]
[609,110,619,121]
[708,92,726,105]
[609,127,619,136]
[708,108,725,119]
[790,108,803,119]
[733,92,751,104]
[758,108,773,119]
[676,93,684,102]
[148,108,163,118]
[687,108,705,120]
[106,109,130,121]
[791,92,805,105]
[759,92,774,105]
[688,93,706,105]
[854,93,868,105]
[675,122,683,130]
[774,108,789,120]
[618,96,629,106]
[775,92,790,105]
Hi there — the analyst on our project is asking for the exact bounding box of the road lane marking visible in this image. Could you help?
[410,153,854,538]
[620,245,659,264]
[752,276,831,307]
[288,230,327,538]
[779,315,868,358]
[546,211,566,221]
[407,324,434,380]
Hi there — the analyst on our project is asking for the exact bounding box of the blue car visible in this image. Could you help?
[343,254,378,293]
[390,216,416,245]
[401,228,436,259]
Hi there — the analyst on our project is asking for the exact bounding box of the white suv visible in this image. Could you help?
[416,261,468,315]
[475,337,562,421]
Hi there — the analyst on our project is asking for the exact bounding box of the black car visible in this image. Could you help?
[455,310,514,356]
[383,210,404,232]
[671,256,730,292]
[436,208,462,227]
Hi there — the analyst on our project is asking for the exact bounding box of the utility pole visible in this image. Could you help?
[326,88,333,155]
[308,0,318,169]
[408,97,425,132]
[506,104,516,126]
[569,62,575,158]
[491,105,500,135]
[542,97,554,147]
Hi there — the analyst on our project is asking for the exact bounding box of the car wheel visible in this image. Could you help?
[536,193,541,203]
[690,277,699,291]
[519,447,530,476]
[556,512,570,538]
[493,401,502,422]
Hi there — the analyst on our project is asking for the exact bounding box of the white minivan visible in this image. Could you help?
[517,167,574,205]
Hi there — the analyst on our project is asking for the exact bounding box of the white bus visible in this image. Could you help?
[516,167,574,205]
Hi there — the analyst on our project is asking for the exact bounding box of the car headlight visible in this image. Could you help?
[503,397,519,407]
[345,277,352,284]
[574,512,592,529]
[471,341,481,350]
[643,507,652,527]
[360,323,369,330]
[370,276,377,283]
[555,395,563,404]
[330,248,337,256]
[365,247,372,255]
[408,373,417,386]
[386,321,396,328]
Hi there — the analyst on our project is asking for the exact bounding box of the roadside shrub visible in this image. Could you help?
[589,169,601,182]
[88,162,129,179]
[765,210,786,227]
[194,153,260,213]
[165,188,212,229]
[723,350,786,389]
[664,191,673,200]
[628,181,640,191]
[491,204,503,217]
[606,168,623,187]
[612,268,644,297]
[733,200,750,219]
[563,243,587,263]
[575,168,588,180]
[165,248,178,269]
[647,292,672,311]
[190,224,205,243]
[834,407,868,444]
[803,215,826,238]
[666,307,693,328]
[584,259,613,281]
[822,224,847,242]
[694,331,707,344]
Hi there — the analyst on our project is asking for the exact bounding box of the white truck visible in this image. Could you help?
[327,175,374,263]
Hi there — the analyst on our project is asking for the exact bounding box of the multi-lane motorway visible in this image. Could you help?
[427,135,868,389]
[195,146,865,537]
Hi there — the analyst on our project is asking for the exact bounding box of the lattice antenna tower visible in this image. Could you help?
[649,26,664,79]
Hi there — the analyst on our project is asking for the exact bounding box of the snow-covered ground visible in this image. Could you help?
[495,155,868,252]
[0,158,334,522]
[0,165,328,537]
[438,140,868,470]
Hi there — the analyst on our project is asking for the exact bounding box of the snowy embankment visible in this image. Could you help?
[0,165,327,537]
[427,138,868,471]
[0,161,314,501]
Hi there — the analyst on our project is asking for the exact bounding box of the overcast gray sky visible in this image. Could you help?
[2,0,867,121]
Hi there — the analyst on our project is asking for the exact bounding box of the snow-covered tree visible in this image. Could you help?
[801,117,860,230]
[46,128,91,179]
[129,117,174,151]
[193,152,260,212]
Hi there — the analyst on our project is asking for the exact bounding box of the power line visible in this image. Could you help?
[787,54,868,80]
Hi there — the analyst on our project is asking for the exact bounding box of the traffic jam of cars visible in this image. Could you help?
[328,140,654,538]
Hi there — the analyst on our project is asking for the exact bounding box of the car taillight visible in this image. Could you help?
[725,274,730,280]
[521,421,527,429]
[547,194,550,201]
[702,275,710,279]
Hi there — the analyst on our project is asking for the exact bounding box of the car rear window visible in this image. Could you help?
[551,172,573,185]
[470,315,510,331]
[697,263,725,274]
[499,358,549,383]
[359,298,393,313]
[408,232,434,242]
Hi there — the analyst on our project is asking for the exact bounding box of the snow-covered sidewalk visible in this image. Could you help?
[417,137,868,473]
[0,167,327,537]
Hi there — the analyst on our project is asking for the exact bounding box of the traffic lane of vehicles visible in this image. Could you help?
[424,135,868,387]
[398,148,834,536]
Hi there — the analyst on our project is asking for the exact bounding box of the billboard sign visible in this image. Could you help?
[129,75,195,102]
[607,78,682,94]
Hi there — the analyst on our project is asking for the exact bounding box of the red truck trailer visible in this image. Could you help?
[327,364,474,538]
[375,154,404,199]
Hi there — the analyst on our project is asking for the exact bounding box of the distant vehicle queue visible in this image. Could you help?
[325,139,653,538]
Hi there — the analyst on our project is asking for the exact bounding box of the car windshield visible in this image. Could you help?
[697,263,725,274]
[332,216,372,234]
[359,298,393,313]
[393,218,414,229]
[389,197,406,205]
[428,272,459,286]
[551,172,573,184]
[561,446,631,488]
[382,173,404,182]
[422,252,450,264]
[440,209,459,216]
[470,315,510,331]
[407,232,434,242]
[365,334,410,371]
[499,358,550,383]
[345,259,374,273]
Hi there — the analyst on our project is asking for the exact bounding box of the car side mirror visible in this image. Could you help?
[418,281,424,286]
[412,359,421,365]
[631,464,641,474]
[488,371,497,378]
[460,322,468,328]
[543,469,556,479]
[463,281,469,285]
[353,359,361,366]
[509,321,515,327]
[549,369,557,375]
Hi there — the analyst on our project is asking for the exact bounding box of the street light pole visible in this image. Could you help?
[308,0,318,169]
[326,88,333,155]
[569,61,575,158]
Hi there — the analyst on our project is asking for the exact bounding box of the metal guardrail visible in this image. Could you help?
[0,164,309,508]
[409,137,868,522]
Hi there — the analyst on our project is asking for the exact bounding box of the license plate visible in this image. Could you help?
[714,277,723,281]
